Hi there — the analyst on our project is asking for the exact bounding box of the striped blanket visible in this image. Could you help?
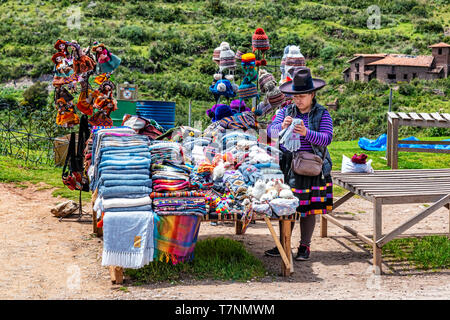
[153,215,201,265]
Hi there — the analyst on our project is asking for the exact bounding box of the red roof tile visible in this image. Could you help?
[429,42,450,48]
[367,55,434,67]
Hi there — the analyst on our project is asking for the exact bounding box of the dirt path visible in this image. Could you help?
[0,182,449,300]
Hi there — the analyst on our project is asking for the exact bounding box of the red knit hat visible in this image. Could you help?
[252,28,270,52]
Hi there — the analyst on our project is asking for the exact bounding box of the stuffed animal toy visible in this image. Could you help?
[251,179,266,200]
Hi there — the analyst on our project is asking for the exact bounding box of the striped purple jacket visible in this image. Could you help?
[267,105,333,152]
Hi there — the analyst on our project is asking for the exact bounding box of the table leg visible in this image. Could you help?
[320,215,327,238]
[391,118,399,170]
[373,198,382,275]
[387,119,392,167]
[235,220,243,235]
[281,220,292,277]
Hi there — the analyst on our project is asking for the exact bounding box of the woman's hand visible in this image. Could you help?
[293,120,307,136]
[282,116,293,130]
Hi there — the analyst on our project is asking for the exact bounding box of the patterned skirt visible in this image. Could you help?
[280,151,333,218]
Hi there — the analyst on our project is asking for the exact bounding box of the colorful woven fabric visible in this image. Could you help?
[219,111,257,130]
[153,215,201,264]
[150,191,205,199]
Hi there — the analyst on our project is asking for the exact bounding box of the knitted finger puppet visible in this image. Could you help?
[237,53,258,101]
[252,28,270,67]
[66,40,96,75]
[92,41,121,80]
[55,97,79,128]
[52,52,79,88]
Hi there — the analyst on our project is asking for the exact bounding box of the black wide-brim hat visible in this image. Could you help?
[279,67,326,94]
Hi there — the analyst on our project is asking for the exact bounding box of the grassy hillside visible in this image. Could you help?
[0,0,450,139]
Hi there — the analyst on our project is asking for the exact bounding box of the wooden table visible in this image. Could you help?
[387,112,450,169]
[93,205,298,284]
[321,169,450,275]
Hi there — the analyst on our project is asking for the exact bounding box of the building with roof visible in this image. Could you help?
[343,42,450,83]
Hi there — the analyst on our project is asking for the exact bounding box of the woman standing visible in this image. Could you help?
[266,67,333,261]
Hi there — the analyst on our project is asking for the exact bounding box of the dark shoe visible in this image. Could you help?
[295,245,310,261]
[264,247,280,257]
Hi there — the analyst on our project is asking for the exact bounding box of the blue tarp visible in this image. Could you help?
[358,134,450,151]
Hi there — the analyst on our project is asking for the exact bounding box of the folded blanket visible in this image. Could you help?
[106,205,153,212]
[102,211,154,269]
[99,174,149,181]
[154,215,201,264]
[103,180,152,187]
[103,196,152,209]
[100,169,150,176]
[99,158,151,168]
[99,185,152,199]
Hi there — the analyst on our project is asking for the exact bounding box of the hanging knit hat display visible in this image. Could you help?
[219,43,236,71]
[235,50,244,62]
[212,46,221,65]
[257,69,286,114]
[251,28,270,66]
[258,69,276,93]
[209,79,236,101]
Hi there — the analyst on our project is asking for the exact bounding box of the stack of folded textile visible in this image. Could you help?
[149,141,205,264]
[89,127,155,269]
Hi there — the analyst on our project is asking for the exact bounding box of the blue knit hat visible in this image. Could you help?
[214,104,233,122]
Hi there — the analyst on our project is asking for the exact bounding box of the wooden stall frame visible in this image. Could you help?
[387,112,450,169]
[322,169,450,275]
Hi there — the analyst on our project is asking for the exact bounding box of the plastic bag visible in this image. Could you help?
[341,155,374,173]
[278,119,302,152]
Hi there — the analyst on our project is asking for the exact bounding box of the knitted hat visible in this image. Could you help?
[206,103,226,119]
[209,79,236,99]
[212,46,221,64]
[230,99,250,113]
[280,45,290,77]
[285,45,305,71]
[219,43,236,71]
[241,53,256,64]
[267,87,286,108]
[238,82,258,100]
[258,69,276,93]
[214,104,233,122]
[235,50,244,61]
[252,28,270,52]
[52,52,66,64]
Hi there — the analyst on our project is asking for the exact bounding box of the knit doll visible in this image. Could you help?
[93,80,115,109]
[66,40,96,75]
[76,71,98,116]
[54,39,72,64]
[88,98,116,127]
[91,41,121,83]
[55,97,79,128]
[252,28,270,67]
[52,52,79,88]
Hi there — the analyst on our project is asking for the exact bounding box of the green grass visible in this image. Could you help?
[382,236,450,271]
[0,154,91,202]
[125,237,268,283]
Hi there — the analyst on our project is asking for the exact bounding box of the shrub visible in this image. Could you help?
[22,81,49,111]
[119,25,148,45]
